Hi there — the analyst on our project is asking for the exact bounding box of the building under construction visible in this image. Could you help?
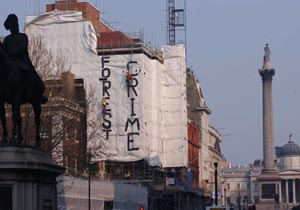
[22,0,227,209]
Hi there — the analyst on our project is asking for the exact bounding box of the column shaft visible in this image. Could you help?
[293,179,296,203]
[286,179,289,203]
[279,182,282,203]
[262,78,275,170]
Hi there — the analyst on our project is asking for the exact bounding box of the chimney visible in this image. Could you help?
[61,72,75,100]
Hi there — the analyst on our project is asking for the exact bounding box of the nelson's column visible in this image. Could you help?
[257,44,280,208]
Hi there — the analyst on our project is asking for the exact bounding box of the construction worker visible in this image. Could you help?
[125,71,133,85]
[101,97,107,113]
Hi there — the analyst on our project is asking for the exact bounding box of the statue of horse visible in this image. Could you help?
[0,45,47,147]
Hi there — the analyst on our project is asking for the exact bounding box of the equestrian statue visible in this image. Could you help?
[0,14,47,147]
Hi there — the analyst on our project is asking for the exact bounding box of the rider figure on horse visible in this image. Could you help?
[1,14,45,100]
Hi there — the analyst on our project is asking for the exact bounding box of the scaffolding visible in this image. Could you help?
[167,0,176,45]
[98,160,206,210]
[167,0,186,45]
[166,0,187,63]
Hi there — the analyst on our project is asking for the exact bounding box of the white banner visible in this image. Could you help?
[25,11,188,167]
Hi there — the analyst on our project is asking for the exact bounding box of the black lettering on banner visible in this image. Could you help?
[127,132,140,151]
[100,56,112,140]
[103,129,112,140]
[103,110,112,129]
[127,78,138,97]
[126,61,139,97]
[130,98,136,116]
[102,56,110,68]
[127,61,138,71]
[125,60,140,151]
[102,80,111,98]
[125,118,140,132]
[101,67,111,78]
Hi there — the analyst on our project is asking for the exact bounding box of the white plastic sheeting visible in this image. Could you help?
[57,176,148,210]
[25,11,187,168]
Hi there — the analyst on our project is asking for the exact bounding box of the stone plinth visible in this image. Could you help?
[0,146,64,210]
[255,201,279,210]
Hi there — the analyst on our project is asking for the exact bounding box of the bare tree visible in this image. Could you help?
[24,35,84,175]
[26,35,103,176]
[28,35,69,80]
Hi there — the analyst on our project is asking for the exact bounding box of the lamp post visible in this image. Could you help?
[214,162,218,206]
[88,154,91,210]
[87,151,93,210]
[205,179,215,206]
[224,188,227,206]
[238,191,241,210]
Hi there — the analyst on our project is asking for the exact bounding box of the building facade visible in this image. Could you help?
[276,135,300,206]
[221,135,300,209]
[24,1,229,209]
[44,72,87,173]
[186,68,227,206]
[221,166,252,209]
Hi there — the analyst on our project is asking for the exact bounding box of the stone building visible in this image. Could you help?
[275,135,300,206]
[250,159,263,203]
[221,166,252,209]
[186,68,227,206]
[46,0,112,34]
[43,72,87,174]
[187,121,200,191]
[25,1,229,209]
[221,135,300,209]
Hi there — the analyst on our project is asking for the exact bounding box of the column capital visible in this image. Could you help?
[259,69,275,80]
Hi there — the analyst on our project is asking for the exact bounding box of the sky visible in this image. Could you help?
[1,0,300,166]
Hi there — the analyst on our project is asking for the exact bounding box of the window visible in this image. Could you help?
[288,179,293,203]
[64,156,69,172]
[74,128,78,142]
[227,197,231,205]
[74,159,78,173]
[104,200,113,210]
[0,185,12,209]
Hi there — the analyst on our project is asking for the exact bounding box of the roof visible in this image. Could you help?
[252,159,263,168]
[276,136,300,158]
[281,140,300,157]
[97,31,135,49]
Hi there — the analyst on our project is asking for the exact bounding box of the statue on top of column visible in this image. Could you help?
[264,43,271,63]
[262,43,272,70]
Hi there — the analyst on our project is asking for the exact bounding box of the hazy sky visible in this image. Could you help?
[1,0,300,166]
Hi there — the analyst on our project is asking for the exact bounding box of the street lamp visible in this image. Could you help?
[238,191,241,210]
[224,188,227,206]
[214,162,218,206]
[87,151,93,210]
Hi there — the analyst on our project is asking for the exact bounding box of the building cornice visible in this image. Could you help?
[195,105,212,115]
